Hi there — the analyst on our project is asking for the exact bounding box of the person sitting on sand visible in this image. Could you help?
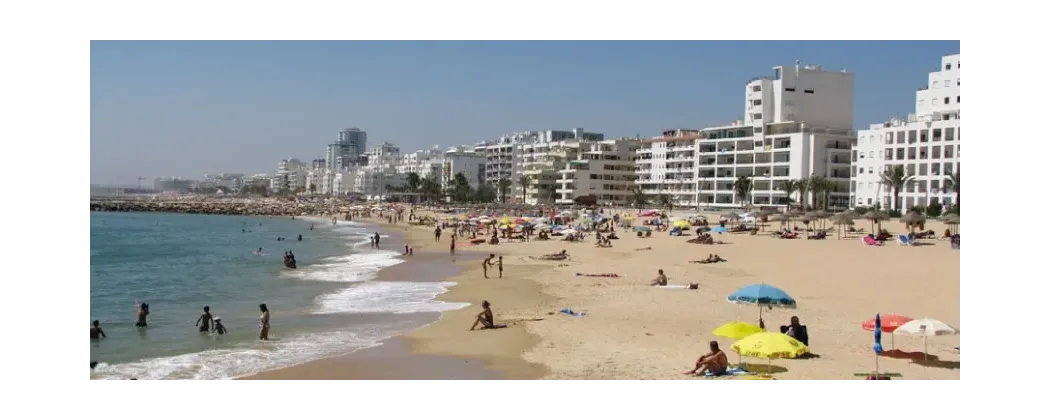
[470,300,506,330]
[650,269,668,286]
[780,316,809,346]
[685,340,729,376]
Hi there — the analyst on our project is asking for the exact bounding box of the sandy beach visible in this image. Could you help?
[251,209,960,380]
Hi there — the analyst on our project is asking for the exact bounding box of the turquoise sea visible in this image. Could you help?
[89,212,467,380]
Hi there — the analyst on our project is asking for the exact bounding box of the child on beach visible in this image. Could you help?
[196,306,213,332]
[498,256,503,278]
[90,320,106,339]
[213,317,227,335]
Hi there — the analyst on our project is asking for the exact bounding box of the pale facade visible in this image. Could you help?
[554,138,640,205]
[850,54,961,210]
[440,148,487,191]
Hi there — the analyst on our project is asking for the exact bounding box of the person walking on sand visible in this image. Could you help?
[483,254,495,278]
[90,320,107,339]
[450,234,456,255]
[195,306,213,332]
[434,226,442,242]
[259,303,271,340]
[497,256,504,278]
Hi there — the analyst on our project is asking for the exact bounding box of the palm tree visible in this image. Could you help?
[517,175,532,204]
[656,194,674,212]
[405,172,422,193]
[796,177,811,212]
[778,180,799,208]
[630,187,650,207]
[733,175,753,210]
[808,176,836,210]
[942,170,960,210]
[496,179,513,204]
[879,165,916,212]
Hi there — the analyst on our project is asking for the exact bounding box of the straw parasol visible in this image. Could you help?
[899,210,927,232]
[862,210,890,233]
[943,213,960,235]
[831,213,855,239]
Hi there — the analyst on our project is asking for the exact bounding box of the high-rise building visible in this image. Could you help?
[850,54,961,210]
[325,127,368,172]
[636,61,856,209]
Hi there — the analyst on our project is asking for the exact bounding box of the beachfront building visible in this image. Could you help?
[440,147,487,191]
[474,131,534,186]
[396,146,445,180]
[325,127,368,172]
[272,158,308,193]
[634,61,856,209]
[635,129,702,206]
[850,54,961,210]
[554,137,641,205]
[202,173,244,191]
[516,128,607,205]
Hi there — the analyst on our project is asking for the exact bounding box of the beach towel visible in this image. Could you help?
[559,308,586,316]
[863,236,882,246]
[657,285,689,289]
[576,273,620,278]
[703,366,749,377]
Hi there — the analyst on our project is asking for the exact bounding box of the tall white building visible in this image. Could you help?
[397,146,445,180]
[850,54,961,210]
[273,158,307,192]
[441,147,487,191]
[326,127,368,171]
[475,132,535,185]
[516,128,608,205]
[554,138,640,205]
[635,61,856,209]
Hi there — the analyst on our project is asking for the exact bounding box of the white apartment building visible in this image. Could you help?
[475,131,534,185]
[397,146,445,180]
[850,54,961,210]
[440,147,487,191]
[272,158,307,192]
[636,61,856,209]
[554,138,640,205]
[516,128,607,205]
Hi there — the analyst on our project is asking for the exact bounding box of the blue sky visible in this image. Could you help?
[90,40,959,185]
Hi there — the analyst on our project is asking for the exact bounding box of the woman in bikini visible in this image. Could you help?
[135,302,149,327]
[259,303,271,340]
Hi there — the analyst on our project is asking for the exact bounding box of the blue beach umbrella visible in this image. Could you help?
[727,284,797,320]
[874,313,883,373]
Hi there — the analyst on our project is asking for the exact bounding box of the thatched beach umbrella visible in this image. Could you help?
[862,210,890,234]
[831,213,855,239]
[943,213,960,235]
[805,210,831,231]
[899,210,927,232]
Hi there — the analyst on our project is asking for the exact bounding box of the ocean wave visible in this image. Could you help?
[89,323,416,380]
[284,251,403,283]
[314,281,470,315]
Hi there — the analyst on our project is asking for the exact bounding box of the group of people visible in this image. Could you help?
[283,251,297,269]
[685,316,810,376]
[91,303,272,341]
[482,254,504,278]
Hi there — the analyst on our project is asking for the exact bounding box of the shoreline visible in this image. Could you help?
[243,214,551,380]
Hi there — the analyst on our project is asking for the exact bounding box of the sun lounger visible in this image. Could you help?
[863,236,883,246]
[897,234,914,246]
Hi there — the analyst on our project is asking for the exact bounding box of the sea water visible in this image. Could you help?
[89,212,468,380]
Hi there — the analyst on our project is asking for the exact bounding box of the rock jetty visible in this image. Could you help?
[90,198,349,217]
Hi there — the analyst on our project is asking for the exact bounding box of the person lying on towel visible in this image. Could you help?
[470,300,506,331]
[690,254,725,264]
[685,341,729,376]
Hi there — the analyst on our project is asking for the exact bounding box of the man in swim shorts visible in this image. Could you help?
[685,341,729,376]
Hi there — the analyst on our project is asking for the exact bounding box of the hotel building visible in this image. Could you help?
[637,61,856,209]
[553,137,641,205]
[516,128,605,204]
[850,54,961,210]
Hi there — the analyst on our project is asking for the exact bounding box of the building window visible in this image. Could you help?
[943,97,950,104]
[897,131,905,144]
[859,167,864,174]
[956,96,960,103]
[933,129,942,140]
[785,87,796,92]
[957,78,960,86]
[752,85,761,92]
[804,89,815,94]
[868,167,873,174]
[944,80,951,87]
[945,145,954,158]
[885,133,894,144]
[932,146,941,159]
[945,63,952,70]
[932,81,939,89]
[919,99,925,107]
[945,127,955,141]
[860,152,865,159]
[752,99,762,106]
[753,113,763,120]
[920,131,928,142]
[908,130,917,143]
[884,149,892,160]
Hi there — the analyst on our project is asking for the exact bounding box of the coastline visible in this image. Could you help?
[243,214,551,380]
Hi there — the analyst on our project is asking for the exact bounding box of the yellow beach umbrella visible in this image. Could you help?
[499,216,512,225]
[731,332,810,375]
[713,322,765,340]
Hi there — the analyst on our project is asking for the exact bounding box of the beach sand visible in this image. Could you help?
[252,210,960,380]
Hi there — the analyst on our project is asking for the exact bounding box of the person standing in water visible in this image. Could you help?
[259,304,271,340]
[90,320,107,339]
[297,234,302,242]
[195,306,213,332]
[213,317,228,335]
[373,232,381,248]
[135,302,149,327]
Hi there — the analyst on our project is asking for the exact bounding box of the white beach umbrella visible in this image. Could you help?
[893,318,959,365]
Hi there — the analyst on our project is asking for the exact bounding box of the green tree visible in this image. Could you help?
[420,178,443,202]
[733,175,753,209]
[778,179,799,207]
[796,177,811,212]
[496,179,513,204]
[942,170,960,210]
[405,172,422,193]
[518,175,532,204]
[879,165,916,212]
[656,194,674,211]
[451,172,473,202]
[308,183,317,195]
[474,183,497,203]
[630,187,650,207]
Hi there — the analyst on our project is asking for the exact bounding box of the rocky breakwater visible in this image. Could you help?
[90,198,342,217]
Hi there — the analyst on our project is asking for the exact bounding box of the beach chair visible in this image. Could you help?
[897,234,914,246]
[862,236,882,246]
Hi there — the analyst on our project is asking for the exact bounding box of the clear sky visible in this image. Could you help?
[90,40,959,185]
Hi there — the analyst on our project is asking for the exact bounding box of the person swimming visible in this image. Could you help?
[195,306,213,332]
[90,320,106,339]
[213,317,227,335]
[135,302,149,327]
[297,234,302,242]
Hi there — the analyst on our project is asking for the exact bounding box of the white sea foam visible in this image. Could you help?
[283,251,403,283]
[314,281,470,315]
[89,323,416,380]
